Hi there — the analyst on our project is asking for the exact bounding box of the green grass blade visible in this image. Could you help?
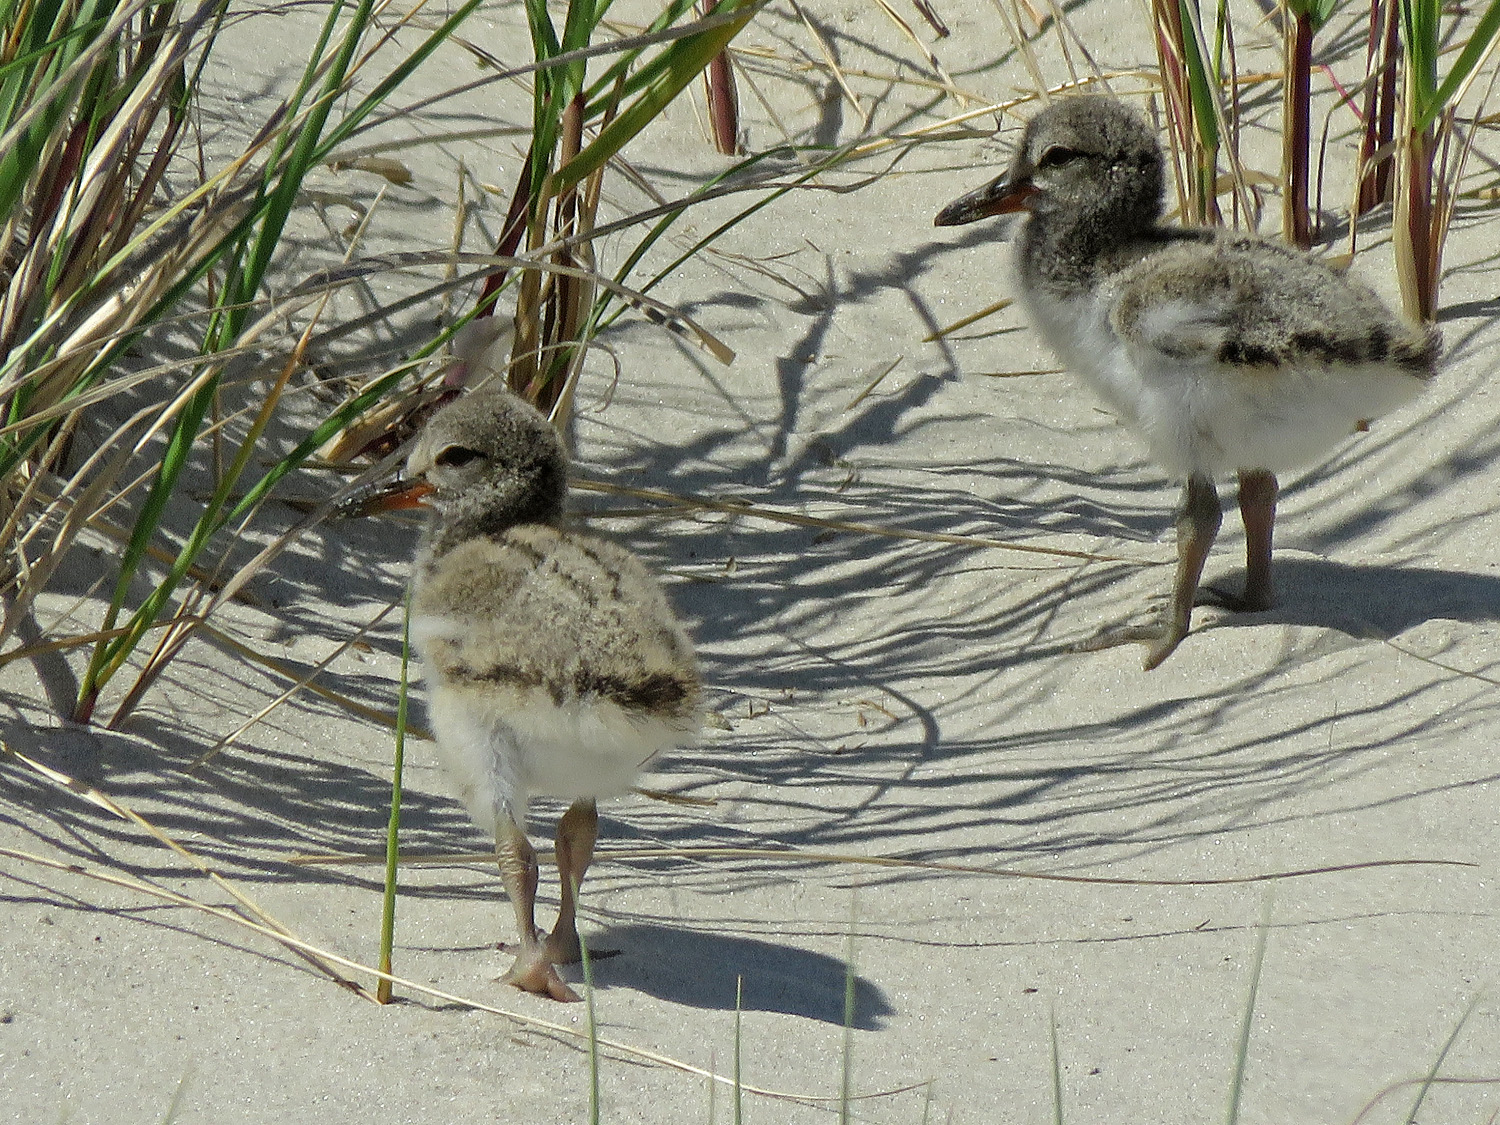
[1225,893,1273,1125]
[551,0,761,195]
[1177,0,1220,152]
[1049,1004,1063,1125]
[76,372,215,707]
[733,975,744,1125]
[1418,0,1500,130]
[1400,0,1440,119]
[314,0,486,159]
[580,0,699,106]
[224,0,377,341]
[1404,987,1488,1125]
[376,595,412,1005]
[579,912,600,1125]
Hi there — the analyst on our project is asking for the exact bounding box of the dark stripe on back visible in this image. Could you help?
[570,540,625,599]
[574,669,692,715]
[449,661,566,705]
[1217,340,1278,367]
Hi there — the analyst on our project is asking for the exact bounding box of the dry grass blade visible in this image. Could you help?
[190,601,403,770]
[986,0,1048,98]
[844,357,903,411]
[285,844,1476,885]
[1347,1076,1500,1125]
[1,744,371,998]
[791,0,869,128]
[0,844,922,1106]
[924,298,1014,341]
[0,439,140,649]
[107,305,329,723]
[0,0,155,159]
[193,618,428,738]
[1038,0,1111,92]
[869,0,969,108]
[571,477,1149,565]
[297,251,734,365]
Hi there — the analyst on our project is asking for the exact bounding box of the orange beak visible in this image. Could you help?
[934,174,1038,226]
[335,478,435,518]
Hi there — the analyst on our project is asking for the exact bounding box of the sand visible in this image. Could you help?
[3,2,1499,1122]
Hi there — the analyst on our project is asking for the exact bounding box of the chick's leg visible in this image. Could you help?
[546,799,598,965]
[1235,468,1277,612]
[1075,474,1222,670]
[496,818,580,1003]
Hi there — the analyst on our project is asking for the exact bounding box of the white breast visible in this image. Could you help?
[1018,275,1424,479]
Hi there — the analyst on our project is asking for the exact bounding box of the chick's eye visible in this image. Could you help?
[1037,145,1082,169]
[435,445,483,468]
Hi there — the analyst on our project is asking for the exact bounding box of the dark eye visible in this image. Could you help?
[435,444,483,468]
[1037,145,1082,169]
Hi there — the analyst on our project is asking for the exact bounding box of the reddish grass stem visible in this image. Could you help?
[702,1,742,155]
[1357,0,1401,214]
[1282,9,1314,248]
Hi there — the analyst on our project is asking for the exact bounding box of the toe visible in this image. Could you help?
[501,950,582,1002]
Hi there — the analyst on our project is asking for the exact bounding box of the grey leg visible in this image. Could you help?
[1196,469,1278,612]
[1075,474,1222,669]
[1236,468,1277,612]
[496,818,580,1002]
[545,799,598,965]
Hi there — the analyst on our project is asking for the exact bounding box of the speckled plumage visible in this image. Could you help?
[402,385,700,1000]
[936,95,1437,668]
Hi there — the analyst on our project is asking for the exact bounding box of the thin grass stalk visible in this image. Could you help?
[1392,0,1500,319]
[1350,1079,1500,1125]
[1183,0,1223,224]
[1403,988,1490,1125]
[580,916,600,1124]
[1393,74,1437,320]
[375,596,412,1005]
[529,90,587,413]
[550,0,763,195]
[1167,0,1258,226]
[839,911,856,1125]
[216,0,377,345]
[77,307,316,723]
[1151,0,1204,221]
[470,145,534,337]
[189,600,400,769]
[0,0,211,372]
[0,0,146,219]
[489,1,760,413]
[985,0,1046,95]
[4,743,371,996]
[293,844,1470,887]
[50,0,486,719]
[734,975,744,1125]
[1049,1004,1063,1125]
[1224,892,1272,1125]
[96,364,418,725]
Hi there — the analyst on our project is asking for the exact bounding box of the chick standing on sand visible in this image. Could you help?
[935,95,1437,668]
[364,384,702,1002]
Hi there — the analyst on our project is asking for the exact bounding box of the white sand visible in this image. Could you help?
[3,3,1499,1123]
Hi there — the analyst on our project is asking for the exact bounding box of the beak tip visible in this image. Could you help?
[337,478,435,517]
[935,177,1037,227]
